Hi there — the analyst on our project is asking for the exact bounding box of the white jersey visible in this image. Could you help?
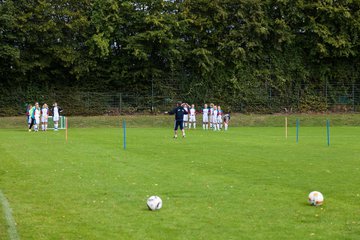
[202,108,209,123]
[183,107,189,121]
[41,108,49,122]
[189,108,196,122]
[34,108,41,118]
[53,106,60,121]
[34,108,41,124]
[212,109,218,123]
[210,108,214,122]
[217,110,223,123]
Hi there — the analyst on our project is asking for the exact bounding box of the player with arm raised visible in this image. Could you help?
[166,101,188,139]
[189,104,196,129]
[202,104,209,130]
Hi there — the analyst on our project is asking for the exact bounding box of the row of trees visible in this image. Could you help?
[1,0,360,113]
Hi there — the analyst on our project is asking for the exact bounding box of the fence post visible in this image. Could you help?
[325,82,328,109]
[119,93,122,114]
[352,83,355,112]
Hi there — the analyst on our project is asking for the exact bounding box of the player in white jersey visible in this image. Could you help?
[202,104,209,130]
[51,102,63,131]
[209,103,214,129]
[183,103,189,129]
[34,103,41,132]
[41,103,49,131]
[189,104,196,129]
[217,105,223,130]
[212,105,218,131]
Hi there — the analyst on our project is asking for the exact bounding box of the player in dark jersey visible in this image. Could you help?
[166,101,188,138]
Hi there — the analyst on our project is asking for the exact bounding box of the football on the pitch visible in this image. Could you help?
[308,191,324,206]
[147,196,162,211]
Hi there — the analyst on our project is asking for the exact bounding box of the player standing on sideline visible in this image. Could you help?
[51,102,63,131]
[217,105,223,130]
[224,112,231,131]
[26,104,32,128]
[212,105,218,131]
[41,103,49,131]
[209,103,214,129]
[166,101,188,139]
[189,104,196,129]
[183,103,189,129]
[28,103,36,132]
[34,103,41,132]
[202,104,209,130]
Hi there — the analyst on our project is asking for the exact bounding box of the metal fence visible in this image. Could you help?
[52,83,360,115]
[1,83,360,116]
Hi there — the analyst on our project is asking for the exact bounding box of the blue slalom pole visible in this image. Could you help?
[326,119,330,146]
[123,119,126,150]
[296,119,299,144]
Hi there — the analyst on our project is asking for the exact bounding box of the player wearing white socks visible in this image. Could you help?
[189,104,196,129]
[41,103,49,131]
[183,103,189,129]
[212,105,218,131]
[209,103,214,129]
[34,103,41,132]
[51,102,63,131]
[224,113,231,131]
[202,104,209,130]
[217,105,223,130]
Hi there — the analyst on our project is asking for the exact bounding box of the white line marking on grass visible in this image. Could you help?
[0,190,20,240]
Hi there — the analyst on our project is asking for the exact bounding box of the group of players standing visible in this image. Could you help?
[168,101,230,138]
[26,102,63,132]
[182,103,230,131]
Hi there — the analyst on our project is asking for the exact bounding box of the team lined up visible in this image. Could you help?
[182,103,231,131]
[26,102,63,132]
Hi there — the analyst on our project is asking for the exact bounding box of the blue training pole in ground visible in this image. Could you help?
[326,119,330,146]
[123,119,126,150]
[296,119,299,144]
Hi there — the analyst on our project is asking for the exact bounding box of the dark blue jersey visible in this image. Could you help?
[169,106,188,120]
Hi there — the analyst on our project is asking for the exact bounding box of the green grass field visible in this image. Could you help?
[1,117,360,239]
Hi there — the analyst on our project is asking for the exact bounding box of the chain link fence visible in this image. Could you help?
[1,83,360,116]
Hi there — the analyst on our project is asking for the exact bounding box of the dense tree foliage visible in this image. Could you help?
[0,0,359,113]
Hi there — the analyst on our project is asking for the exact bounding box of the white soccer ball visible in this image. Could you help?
[308,191,324,206]
[147,196,162,211]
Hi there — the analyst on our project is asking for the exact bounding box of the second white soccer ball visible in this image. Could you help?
[147,196,162,211]
[308,191,324,206]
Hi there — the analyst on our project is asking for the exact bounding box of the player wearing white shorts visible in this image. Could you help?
[183,103,189,129]
[217,105,223,130]
[202,104,209,130]
[212,105,218,131]
[209,103,214,129]
[41,103,49,131]
[224,113,230,131]
[189,104,196,129]
[51,102,63,131]
[34,104,41,132]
